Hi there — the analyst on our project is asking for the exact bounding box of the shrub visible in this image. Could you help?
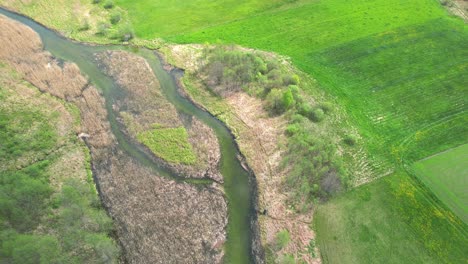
[110,11,121,25]
[282,88,295,110]
[285,124,300,136]
[309,108,325,122]
[103,0,114,9]
[111,24,135,41]
[343,134,358,146]
[92,0,102,3]
[283,74,300,85]
[96,22,110,35]
[320,101,334,113]
[78,19,90,31]
[266,88,286,115]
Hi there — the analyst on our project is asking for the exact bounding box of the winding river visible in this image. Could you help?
[0,7,259,264]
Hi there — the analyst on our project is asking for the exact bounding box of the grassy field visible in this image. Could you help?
[315,172,468,264]
[413,144,468,223]
[115,0,468,175]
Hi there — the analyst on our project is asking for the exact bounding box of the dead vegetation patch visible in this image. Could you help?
[95,50,222,182]
[0,15,228,263]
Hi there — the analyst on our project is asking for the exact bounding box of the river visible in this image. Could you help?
[0,7,259,264]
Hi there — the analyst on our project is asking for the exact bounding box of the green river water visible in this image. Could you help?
[0,7,257,264]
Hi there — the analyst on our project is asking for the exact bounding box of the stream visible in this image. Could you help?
[0,7,258,264]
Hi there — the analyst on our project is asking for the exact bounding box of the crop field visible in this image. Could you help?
[315,172,467,264]
[118,0,468,174]
[412,144,468,223]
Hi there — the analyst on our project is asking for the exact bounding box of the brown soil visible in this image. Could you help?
[166,44,321,263]
[95,50,222,182]
[0,15,227,263]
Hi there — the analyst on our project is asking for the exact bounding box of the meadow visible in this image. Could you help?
[412,143,468,223]
[118,0,467,174]
[315,172,467,264]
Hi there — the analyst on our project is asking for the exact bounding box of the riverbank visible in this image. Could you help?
[161,44,324,264]
[0,13,229,263]
[0,15,120,263]
[94,50,223,182]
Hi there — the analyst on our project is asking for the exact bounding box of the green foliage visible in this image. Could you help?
[274,229,290,251]
[0,78,119,263]
[283,117,345,210]
[103,0,114,9]
[110,11,121,24]
[202,46,271,96]
[265,88,287,115]
[0,110,56,159]
[282,88,295,110]
[307,239,316,257]
[343,134,358,146]
[111,23,135,41]
[137,126,197,165]
[96,22,110,36]
[78,19,90,31]
[0,167,52,232]
[1,234,63,264]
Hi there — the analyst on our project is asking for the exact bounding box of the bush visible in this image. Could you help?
[265,88,286,115]
[103,0,114,9]
[92,0,102,3]
[320,101,334,113]
[78,19,90,31]
[285,124,300,136]
[309,108,325,122]
[96,22,110,35]
[283,131,344,208]
[282,74,300,86]
[282,88,295,110]
[113,24,135,41]
[110,11,121,24]
[343,134,358,146]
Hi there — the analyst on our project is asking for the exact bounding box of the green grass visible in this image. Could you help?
[114,0,303,38]
[117,0,467,175]
[137,126,197,165]
[413,144,468,223]
[315,172,467,264]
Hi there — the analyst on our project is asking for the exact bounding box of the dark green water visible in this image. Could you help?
[0,8,256,263]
